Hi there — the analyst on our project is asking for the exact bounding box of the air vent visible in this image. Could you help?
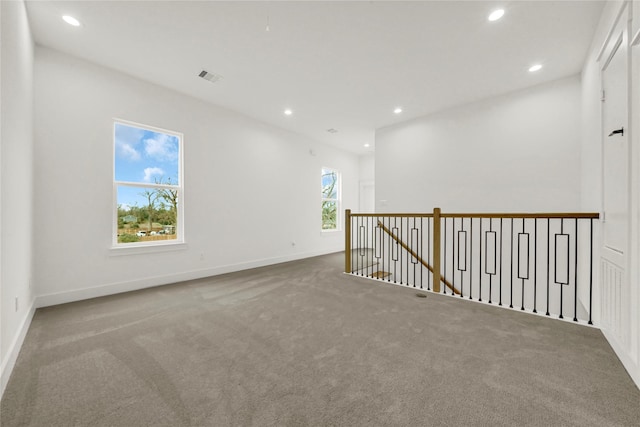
[327,128,338,134]
[198,70,223,83]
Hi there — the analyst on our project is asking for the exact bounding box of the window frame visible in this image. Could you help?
[321,166,341,232]
[111,118,185,250]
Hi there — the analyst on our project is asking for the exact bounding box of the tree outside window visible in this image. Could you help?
[322,167,341,231]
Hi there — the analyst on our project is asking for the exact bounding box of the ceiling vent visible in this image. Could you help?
[198,70,223,83]
[327,128,338,134]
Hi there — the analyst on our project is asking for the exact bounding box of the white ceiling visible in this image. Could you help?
[25,1,604,154]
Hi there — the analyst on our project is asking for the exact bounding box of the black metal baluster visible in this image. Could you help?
[499,218,503,306]
[366,216,370,277]
[356,216,360,276]
[573,218,578,322]
[428,217,431,290]
[488,219,493,304]
[510,218,514,309]
[588,218,593,325]
[400,217,404,285]
[393,217,397,283]
[460,218,465,297]
[379,217,384,281]
[518,218,529,310]
[559,218,564,319]
[370,216,374,278]
[452,217,456,296]
[479,218,483,302]
[409,216,412,287]
[413,217,417,288]
[444,217,448,294]
[546,218,550,316]
[470,218,473,300]
[420,217,424,289]
[383,217,395,283]
[533,218,537,313]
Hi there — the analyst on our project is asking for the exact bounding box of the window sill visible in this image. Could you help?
[321,229,342,234]
[109,241,188,256]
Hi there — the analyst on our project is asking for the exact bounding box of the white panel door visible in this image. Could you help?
[601,9,630,346]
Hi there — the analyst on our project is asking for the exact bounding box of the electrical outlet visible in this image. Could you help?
[200,252,204,261]
[291,241,296,247]
[14,297,19,312]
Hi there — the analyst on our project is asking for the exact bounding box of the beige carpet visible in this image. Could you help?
[2,252,639,426]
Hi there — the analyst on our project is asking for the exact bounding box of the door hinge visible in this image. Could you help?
[601,90,606,102]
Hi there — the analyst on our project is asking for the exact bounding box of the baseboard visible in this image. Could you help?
[35,248,341,308]
[601,327,640,390]
[0,301,36,400]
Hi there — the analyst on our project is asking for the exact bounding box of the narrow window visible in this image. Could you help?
[114,120,183,246]
[321,167,341,231]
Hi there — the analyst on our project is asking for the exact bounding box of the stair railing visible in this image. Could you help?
[345,208,599,325]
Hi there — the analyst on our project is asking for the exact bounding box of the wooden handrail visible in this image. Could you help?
[440,212,600,219]
[377,219,460,295]
[351,212,599,219]
[351,213,434,218]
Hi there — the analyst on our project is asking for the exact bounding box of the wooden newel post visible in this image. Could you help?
[433,207,441,293]
[345,209,352,273]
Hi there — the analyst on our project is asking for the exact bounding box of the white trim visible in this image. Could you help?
[36,249,342,308]
[113,117,183,139]
[347,273,600,328]
[601,327,640,388]
[109,241,188,256]
[112,118,184,248]
[596,1,628,62]
[632,28,640,47]
[0,301,36,400]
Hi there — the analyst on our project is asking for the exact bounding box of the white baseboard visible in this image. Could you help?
[1,301,36,400]
[601,327,640,390]
[35,249,341,308]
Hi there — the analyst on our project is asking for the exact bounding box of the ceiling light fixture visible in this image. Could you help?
[62,15,81,27]
[529,64,543,72]
[284,109,293,116]
[364,143,370,148]
[488,9,505,22]
[394,107,403,114]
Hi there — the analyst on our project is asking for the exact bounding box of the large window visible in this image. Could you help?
[113,120,183,246]
[321,167,341,231]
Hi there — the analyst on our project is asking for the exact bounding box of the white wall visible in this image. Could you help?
[375,75,582,213]
[0,0,35,396]
[359,153,375,182]
[33,46,359,306]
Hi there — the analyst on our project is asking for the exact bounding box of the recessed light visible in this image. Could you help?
[284,109,293,116]
[394,107,403,114]
[364,143,370,148]
[529,64,543,72]
[488,9,505,22]
[62,15,81,27]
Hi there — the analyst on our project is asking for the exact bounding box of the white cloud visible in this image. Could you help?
[143,167,165,183]
[144,134,178,161]
[116,141,141,161]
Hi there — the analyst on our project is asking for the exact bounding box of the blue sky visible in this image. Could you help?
[115,122,179,210]
[321,168,337,199]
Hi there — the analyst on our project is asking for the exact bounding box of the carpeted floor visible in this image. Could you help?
[2,252,639,426]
